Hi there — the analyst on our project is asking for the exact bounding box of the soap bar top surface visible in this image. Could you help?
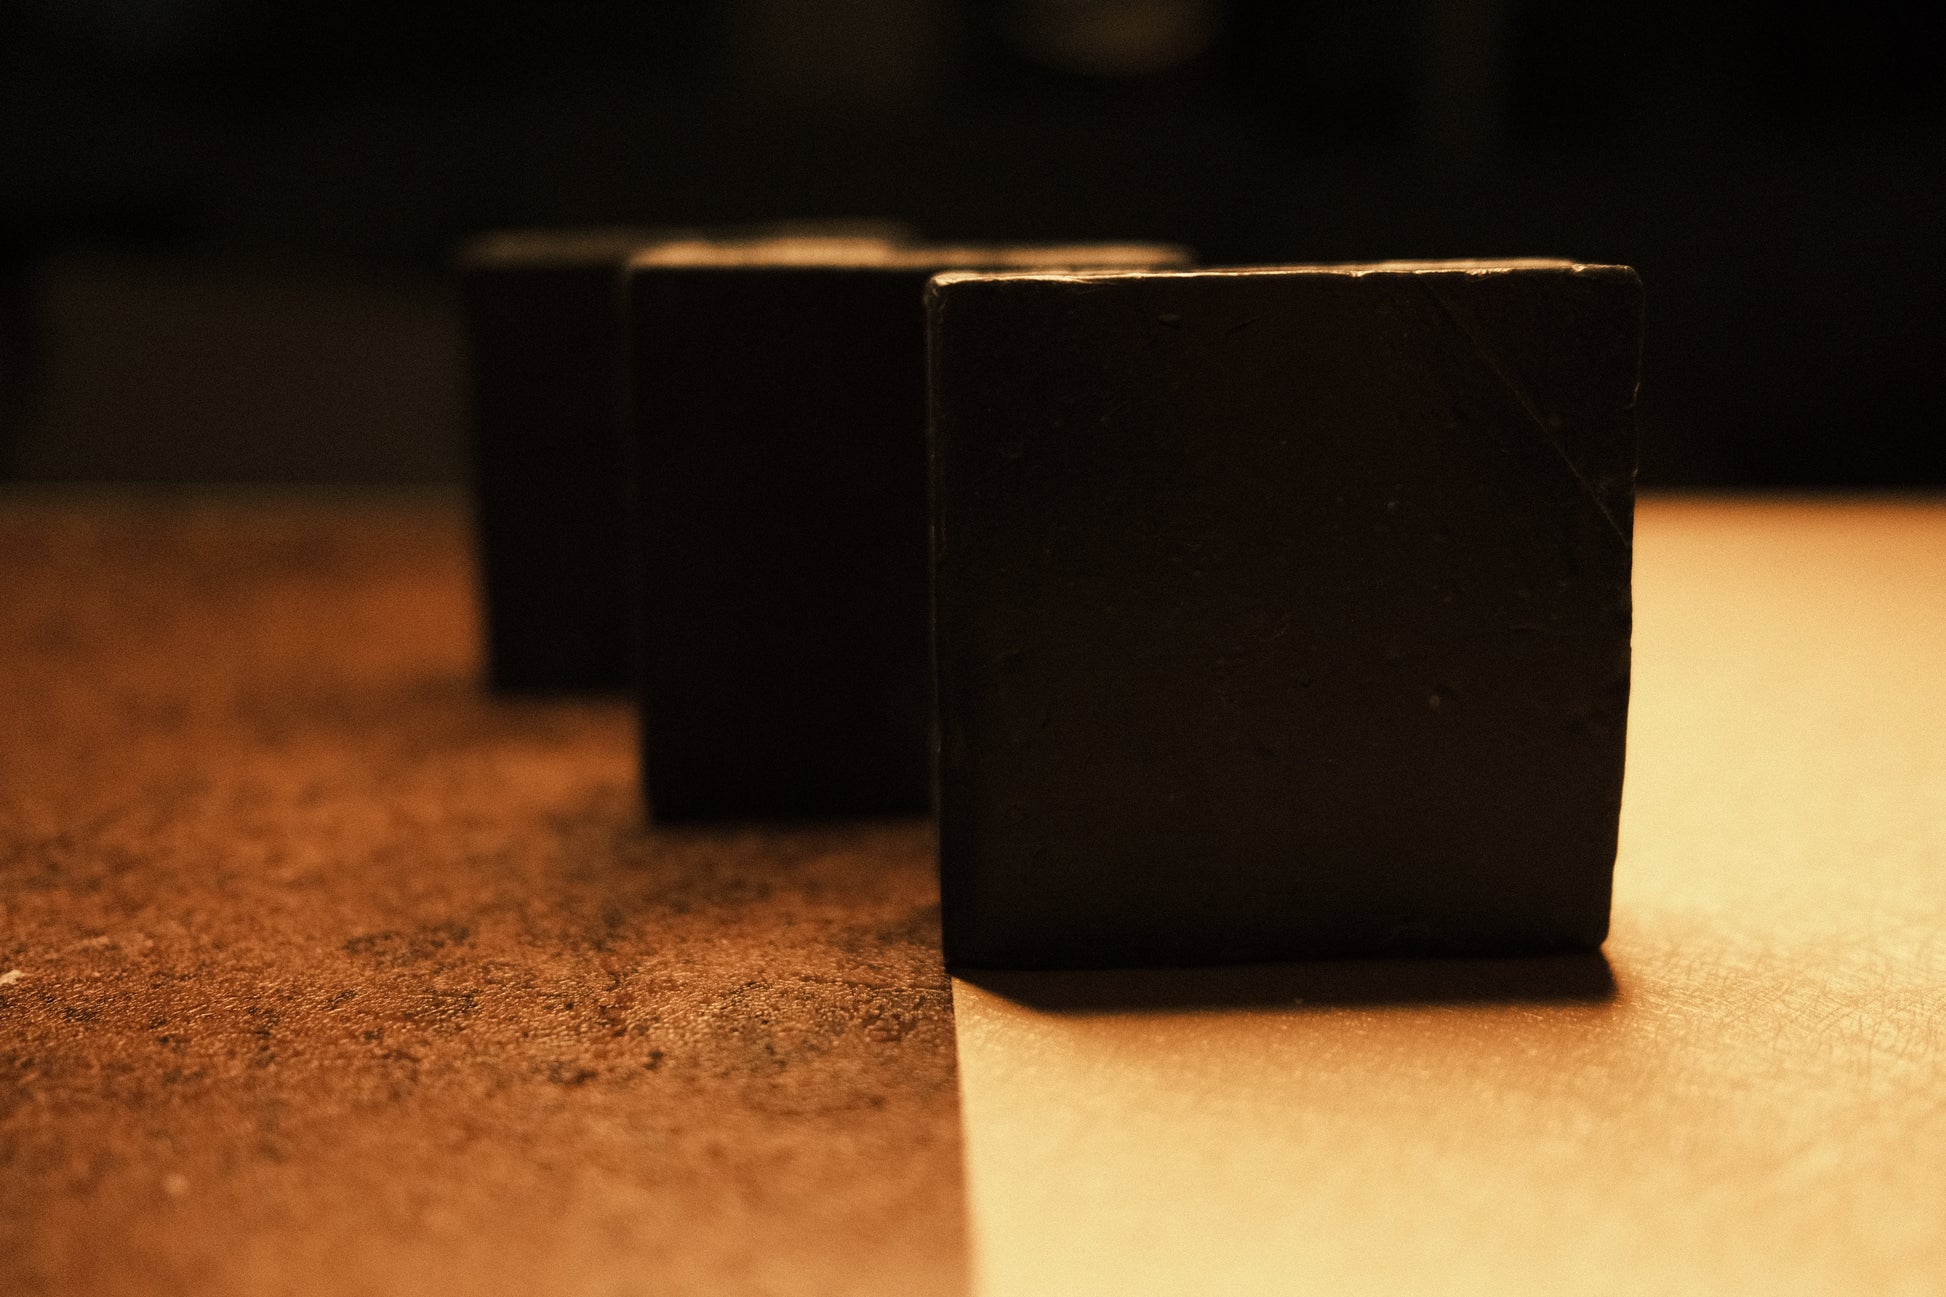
[627,239,1192,272]
[460,220,917,268]
[458,226,692,269]
[927,261,1643,968]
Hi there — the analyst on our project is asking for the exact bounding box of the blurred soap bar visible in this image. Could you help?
[927,260,1643,967]
[625,238,1193,820]
[458,222,913,693]
[459,227,689,693]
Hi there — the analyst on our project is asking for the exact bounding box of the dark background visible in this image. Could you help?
[2,0,1941,487]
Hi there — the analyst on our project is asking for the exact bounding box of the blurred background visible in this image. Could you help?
[0,0,1940,487]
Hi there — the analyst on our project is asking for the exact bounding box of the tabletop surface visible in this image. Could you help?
[3,491,1943,1296]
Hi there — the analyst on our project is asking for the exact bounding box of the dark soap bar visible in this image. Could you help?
[627,239,1193,821]
[459,228,683,693]
[458,223,912,693]
[927,260,1643,968]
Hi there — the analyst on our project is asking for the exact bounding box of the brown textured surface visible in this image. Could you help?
[0,490,967,1297]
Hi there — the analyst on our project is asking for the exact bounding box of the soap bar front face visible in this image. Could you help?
[627,242,1191,823]
[459,230,676,693]
[630,263,936,819]
[928,263,1643,968]
[458,225,913,695]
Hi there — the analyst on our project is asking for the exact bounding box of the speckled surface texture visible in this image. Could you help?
[0,490,966,1297]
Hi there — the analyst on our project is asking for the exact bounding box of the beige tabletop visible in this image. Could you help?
[3,493,1942,1296]
[954,497,1946,1297]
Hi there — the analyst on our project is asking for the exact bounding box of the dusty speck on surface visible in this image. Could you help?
[0,490,967,1297]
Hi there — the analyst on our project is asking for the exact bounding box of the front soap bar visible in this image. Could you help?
[627,239,1192,821]
[928,260,1643,968]
[459,224,911,693]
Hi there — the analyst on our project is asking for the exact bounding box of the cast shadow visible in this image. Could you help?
[957,950,1617,1015]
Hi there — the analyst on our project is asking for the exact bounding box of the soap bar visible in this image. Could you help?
[626,239,1193,820]
[458,223,911,693]
[458,228,685,693]
[927,260,1643,967]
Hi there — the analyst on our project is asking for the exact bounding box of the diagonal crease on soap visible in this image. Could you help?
[927,258,1643,969]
